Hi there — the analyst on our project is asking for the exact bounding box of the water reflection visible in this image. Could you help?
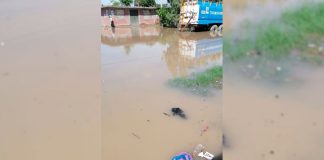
[164,32,222,77]
[101,26,222,77]
[101,26,161,45]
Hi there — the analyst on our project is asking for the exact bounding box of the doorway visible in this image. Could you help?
[129,9,139,26]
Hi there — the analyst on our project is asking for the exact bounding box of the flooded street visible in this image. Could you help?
[101,26,223,159]
[224,0,324,159]
[2,0,324,160]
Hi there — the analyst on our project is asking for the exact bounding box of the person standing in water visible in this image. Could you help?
[109,15,115,28]
[109,15,116,39]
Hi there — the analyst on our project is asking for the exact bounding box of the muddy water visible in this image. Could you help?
[0,1,101,160]
[224,0,324,159]
[224,64,324,160]
[101,26,222,159]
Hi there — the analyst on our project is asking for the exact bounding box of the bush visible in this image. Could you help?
[138,0,156,7]
[110,0,121,6]
[157,0,180,27]
[120,0,133,6]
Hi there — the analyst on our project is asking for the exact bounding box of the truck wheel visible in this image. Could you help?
[218,25,223,36]
[210,25,218,32]
[209,25,218,37]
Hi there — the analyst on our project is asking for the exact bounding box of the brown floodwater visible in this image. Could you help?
[3,0,323,160]
[0,0,101,160]
[101,26,223,160]
[224,0,324,159]
[224,64,324,160]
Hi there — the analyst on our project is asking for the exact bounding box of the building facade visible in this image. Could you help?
[101,6,160,27]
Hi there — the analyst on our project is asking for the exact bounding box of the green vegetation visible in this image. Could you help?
[224,3,324,86]
[157,0,180,27]
[119,0,133,6]
[225,3,324,60]
[110,0,157,7]
[282,4,324,36]
[169,66,223,90]
[138,0,156,7]
[110,0,121,6]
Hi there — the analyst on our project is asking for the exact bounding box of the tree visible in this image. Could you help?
[120,0,133,6]
[110,0,121,6]
[138,0,156,7]
[157,0,180,27]
[134,0,139,6]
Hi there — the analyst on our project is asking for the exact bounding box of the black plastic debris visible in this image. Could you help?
[131,133,141,139]
[223,134,230,148]
[171,107,187,119]
[212,153,222,160]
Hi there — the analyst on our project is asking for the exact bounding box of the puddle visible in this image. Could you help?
[101,26,223,159]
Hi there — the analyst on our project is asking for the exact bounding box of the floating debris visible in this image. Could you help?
[212,153,222,160]
[172,152,192,160]
[0,42,4,47]
[193,144,215,160]
[193,144,205,157]
[171,107,187,119]
[276,66,282,71]
[200,125,209,136]
[163,112,171,117]
[308,43,316,48]
[223,134,230,148]
[131,132,141,139]
[198,151,215,160]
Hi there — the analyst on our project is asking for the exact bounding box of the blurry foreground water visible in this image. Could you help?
[224,0,324,159]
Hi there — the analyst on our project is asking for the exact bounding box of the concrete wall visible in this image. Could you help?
[113,9,131,26]
[101,7,159,27]
[138,9,159,25]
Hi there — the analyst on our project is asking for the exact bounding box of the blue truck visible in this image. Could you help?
[179,0,223,34]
